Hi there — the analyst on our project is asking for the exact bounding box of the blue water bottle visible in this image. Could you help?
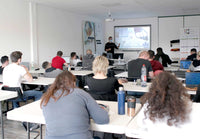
[118,87,125,115]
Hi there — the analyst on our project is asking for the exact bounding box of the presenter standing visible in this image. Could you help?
[105,36,120,58]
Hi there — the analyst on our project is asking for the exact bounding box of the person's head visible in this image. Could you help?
[1,56,9,66]
[57,51,63,57]
[148,50,155,60]
[42,61,51,69]
[40,71,76,107]
[190,48,197,55]
[70,52,77,59]
[10,51,23,64]
[86,49,92,55]
[108,36,112,42]
[92,56,109,76]
[141,72,191,126]
[138,51,150,60]
[157,47,164,55]
[102,53,107,57]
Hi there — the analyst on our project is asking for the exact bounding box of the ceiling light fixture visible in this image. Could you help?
[105,11,115,22]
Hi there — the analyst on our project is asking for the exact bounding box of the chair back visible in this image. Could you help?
[2,86,24,100]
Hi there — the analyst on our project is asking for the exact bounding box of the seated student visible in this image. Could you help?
[41,71,109,139]
[52,51,68,70]
[187,48,197,61]
[102,53,114,66]
[82,49,94,70]
[70,52,81,67]
[148,50,163,75]
[42,61,62,78]
[128,51,154,80]
[0,55,9,74]
[137,72,200,139]
[155,47,172,67]
[3,51,42,108]
[86,56,123,101]
[189,51,200,71]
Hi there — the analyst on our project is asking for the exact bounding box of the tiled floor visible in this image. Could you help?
[0,116,45,139]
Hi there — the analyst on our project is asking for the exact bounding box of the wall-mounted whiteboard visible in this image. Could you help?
[114,25,151,50]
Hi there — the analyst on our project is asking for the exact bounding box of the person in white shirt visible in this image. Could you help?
[136,71,200,139]
[3,51,42,108]
[70,52,81,67]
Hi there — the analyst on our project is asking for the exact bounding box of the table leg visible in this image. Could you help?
[0,101,4,139]
[40,124,42,139]
[27,122,30,139]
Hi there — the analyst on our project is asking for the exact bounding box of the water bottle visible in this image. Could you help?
[118,56,121,64]
[141,64,147,87]
[68,65,71,71]
[118,87,125,115]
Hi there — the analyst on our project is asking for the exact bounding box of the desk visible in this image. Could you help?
[70,70,93,76]
[0,90,18,139]
[164,66,187,72]
[123,82,150,92]
[113,63,127,71]
[122,82,196,95]
[22,77,55,86]
[7,100,141,138]
[115,72,128,78]
[29,69,45,74]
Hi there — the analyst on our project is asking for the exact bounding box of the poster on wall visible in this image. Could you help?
[82,21,96,55]
[180,27,200,60]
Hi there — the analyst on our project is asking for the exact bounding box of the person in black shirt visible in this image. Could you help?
[155,47,172,67]
[0,56,9,74]
[105,36,120,58]
[86,56,123,101]
[128,51,154,79]
[186,48,197,61]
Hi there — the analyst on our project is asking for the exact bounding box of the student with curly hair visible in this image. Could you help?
[136,72,200,139]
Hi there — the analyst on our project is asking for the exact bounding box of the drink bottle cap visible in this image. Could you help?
[119,87,123,91]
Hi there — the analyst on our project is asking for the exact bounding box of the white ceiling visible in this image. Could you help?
[31,0,200,19]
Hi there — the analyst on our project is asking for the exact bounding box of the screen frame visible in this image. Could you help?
[114,25,151,51]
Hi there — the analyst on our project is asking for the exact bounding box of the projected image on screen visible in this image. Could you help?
[115,26,150,50]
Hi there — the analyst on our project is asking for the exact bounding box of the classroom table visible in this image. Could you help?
[71,66,115,70]
[0,70,92,85]
[122,82,151,92]
[29,69,45,74]
[22,77,55,86]
[122,82,196,95]
[164,66,188,72]
[115,71,128,78]
[0,90,18,139]
[7,100,141,139]
[70,70,93,76]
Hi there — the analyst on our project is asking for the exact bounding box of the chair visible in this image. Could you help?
[193,84,200,103]
[1,86,40,138]
[1,86,34,110]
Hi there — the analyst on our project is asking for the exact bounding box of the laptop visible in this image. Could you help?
[185,72,200,88]
[180,60,192,69]
[62,56,70,64]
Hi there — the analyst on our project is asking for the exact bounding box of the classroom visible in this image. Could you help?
[1,0,200,139]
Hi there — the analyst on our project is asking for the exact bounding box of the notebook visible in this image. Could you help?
[180,60,192,69]
[185,72,200,87]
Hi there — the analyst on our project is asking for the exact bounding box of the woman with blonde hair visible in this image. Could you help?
[136,72,200,139]
[86,56,123,101]
[41,71,109,139]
